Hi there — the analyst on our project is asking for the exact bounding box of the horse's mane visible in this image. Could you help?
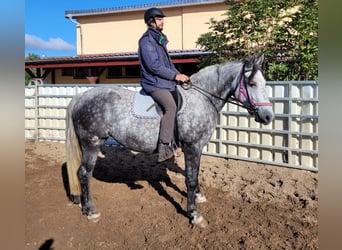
[190,64,218,83]
[189,61,241,88]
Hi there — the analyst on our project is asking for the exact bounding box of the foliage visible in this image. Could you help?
[26,53,41,60]
[196,0,318,80]
[25,53,40,85]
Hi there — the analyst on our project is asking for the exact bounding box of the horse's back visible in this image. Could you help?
[75,86,133,105]
[71,86,160,152]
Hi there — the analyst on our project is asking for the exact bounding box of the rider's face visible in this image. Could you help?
[153,17,164,31]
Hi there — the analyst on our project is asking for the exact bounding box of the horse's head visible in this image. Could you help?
[233,54,274,125]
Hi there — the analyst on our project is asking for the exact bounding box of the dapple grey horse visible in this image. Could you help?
[65,54,274,227]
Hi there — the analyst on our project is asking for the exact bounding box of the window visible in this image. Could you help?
[107,67,122,78]
[75,68,86,79]
[107,66,140,78]
[62,68,74,76]
[125,65,140,78]
[74,67,99,79]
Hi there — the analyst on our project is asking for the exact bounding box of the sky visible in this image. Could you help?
[25,0,171,57]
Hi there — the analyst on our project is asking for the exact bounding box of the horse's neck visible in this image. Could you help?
[220,62,237,92]
[191,62,241,111]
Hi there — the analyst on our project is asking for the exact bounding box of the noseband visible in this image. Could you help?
[182,61,272,114]
[232,61,273,115]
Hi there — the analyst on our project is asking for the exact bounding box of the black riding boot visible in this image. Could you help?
[157,143,174,162]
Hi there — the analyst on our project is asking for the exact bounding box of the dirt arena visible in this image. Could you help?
[25,141,318,249]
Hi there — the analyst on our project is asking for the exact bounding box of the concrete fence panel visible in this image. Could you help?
[25,81,318,172]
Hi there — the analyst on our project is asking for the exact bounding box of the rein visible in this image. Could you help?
[181,61,272,114]
[181,80,247,110]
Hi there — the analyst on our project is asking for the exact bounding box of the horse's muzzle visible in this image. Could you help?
[255,108,274,125]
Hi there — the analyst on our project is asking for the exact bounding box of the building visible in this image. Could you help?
[25,0,227,84]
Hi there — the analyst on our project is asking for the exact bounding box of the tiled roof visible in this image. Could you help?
[26,52,139,64]
[25,49,210,68]
[65,0,224,18]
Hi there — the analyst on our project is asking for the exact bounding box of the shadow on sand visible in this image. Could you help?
[61,145,188,217]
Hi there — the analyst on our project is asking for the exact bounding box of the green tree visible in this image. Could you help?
[25,53,41,85]
[26,53,40,60]
[196,0,318,80]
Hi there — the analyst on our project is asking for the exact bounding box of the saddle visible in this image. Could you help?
[131,90,162,119]
[132,87,184,148]
[132,87,183,118]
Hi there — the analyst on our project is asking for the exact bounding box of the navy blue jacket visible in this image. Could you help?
[138,28,179,93]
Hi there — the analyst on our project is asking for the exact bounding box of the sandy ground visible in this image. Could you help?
[25,141,318,249]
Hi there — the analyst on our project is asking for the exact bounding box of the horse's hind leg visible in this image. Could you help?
[78,146,101,221]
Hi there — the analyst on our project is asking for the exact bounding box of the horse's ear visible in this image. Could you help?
[247,54,264,80]
[249,54,264,66]
[255,54,264,66]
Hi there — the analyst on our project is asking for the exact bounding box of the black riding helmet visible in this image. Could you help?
[144,8,166,24]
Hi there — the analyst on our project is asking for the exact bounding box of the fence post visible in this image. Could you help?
[29,79,44,141]
[24,82,318,171]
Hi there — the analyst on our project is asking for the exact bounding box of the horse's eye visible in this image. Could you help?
[249,80,257,86]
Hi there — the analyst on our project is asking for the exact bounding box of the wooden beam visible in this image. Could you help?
[25,68,36,78]
[25,58,199,69]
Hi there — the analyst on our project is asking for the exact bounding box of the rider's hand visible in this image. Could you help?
[175,73,189,83]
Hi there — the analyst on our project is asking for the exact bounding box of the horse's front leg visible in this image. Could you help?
[77,146,101,222]
[183,144,208,228]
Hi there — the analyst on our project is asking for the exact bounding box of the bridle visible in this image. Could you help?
[181,61,272,115]
[231,60,273,115]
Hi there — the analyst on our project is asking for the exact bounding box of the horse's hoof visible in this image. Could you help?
[70,195,81,204]
[191,211,208,228]
[87,211,101,222]
[192,215,208,228]
[195,193,207,203]
[97,151,105,158]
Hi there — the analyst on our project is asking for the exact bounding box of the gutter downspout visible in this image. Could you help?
[67,15,83,55]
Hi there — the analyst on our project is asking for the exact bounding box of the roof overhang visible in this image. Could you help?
[25,50,210,69]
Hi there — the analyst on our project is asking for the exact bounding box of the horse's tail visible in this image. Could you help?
[65,95,82,200]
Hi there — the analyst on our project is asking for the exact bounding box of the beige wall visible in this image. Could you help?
[75,2,227,55]
[182,4,226,49]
